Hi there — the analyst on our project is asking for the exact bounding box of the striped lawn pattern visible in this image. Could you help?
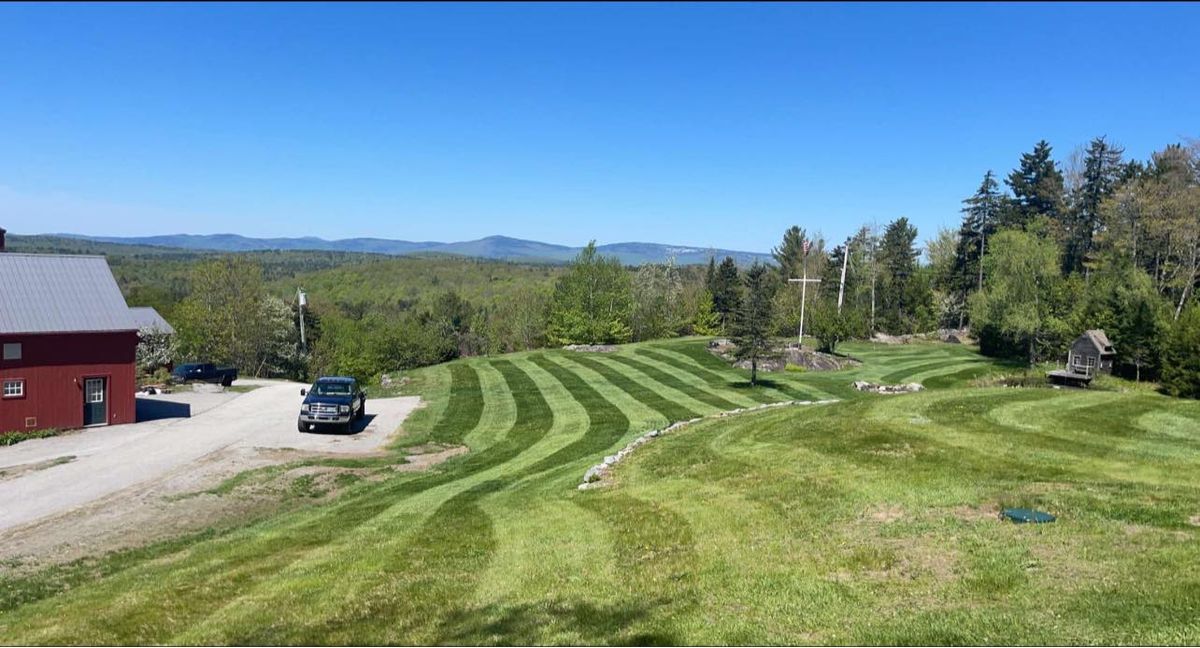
[4,338,1199,645]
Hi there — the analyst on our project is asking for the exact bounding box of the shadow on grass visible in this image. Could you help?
[435,598,679,646]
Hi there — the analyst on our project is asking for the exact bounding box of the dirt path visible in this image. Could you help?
[0,381,435,567]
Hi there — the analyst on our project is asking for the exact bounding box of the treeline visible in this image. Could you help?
[932,138,1200,396]
[128,137,1200,398]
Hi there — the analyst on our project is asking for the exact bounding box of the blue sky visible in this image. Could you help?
[1,2,1197,252]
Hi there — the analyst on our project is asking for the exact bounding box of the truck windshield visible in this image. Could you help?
[313,382,353,396]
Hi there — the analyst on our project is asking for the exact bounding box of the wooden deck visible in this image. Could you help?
[1047,369,1093,386]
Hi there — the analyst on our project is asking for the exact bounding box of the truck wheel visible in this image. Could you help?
[356,407,365,421]
[221,376,233,387]
[343,422,354,434]
[297,419,308,433]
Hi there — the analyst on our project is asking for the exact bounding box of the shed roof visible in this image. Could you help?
[129,306,175,335]
[1083,329,1115,354]
[0,253,137,334]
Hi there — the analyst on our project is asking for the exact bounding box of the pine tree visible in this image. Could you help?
[731,263,777,386]
[771,226,809,281]
[691,290,722,336]
[1064,136,1125,275]
[877,217,925,333]
[711,256,742,331]
[1005,140,1065,230]
[952,171,1004,313]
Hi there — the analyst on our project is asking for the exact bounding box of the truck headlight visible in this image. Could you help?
[301,404,310,413]
[339,405,350,414]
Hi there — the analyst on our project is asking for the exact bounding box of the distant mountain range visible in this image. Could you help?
[48,233,772,266]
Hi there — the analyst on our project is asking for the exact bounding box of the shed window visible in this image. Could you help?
[2,343,20,361]
[3,379,24,398]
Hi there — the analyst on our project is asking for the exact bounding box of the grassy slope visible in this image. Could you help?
[2,340,1199,644]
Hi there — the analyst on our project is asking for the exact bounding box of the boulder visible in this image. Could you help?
[853,380,924,394]
[563,344,618,353]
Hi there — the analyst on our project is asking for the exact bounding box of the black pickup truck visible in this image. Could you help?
[171,362,239,386]
[298,376,366,433]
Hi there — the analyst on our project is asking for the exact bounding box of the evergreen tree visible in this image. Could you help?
[731,263,777,386]
[952,171,1004,316]
[771,226,809,280]
[711,256,742,331]
[1161,304,1200,398]
[1004,140,1065,230]
[705,256,717,294]
[691,290,722,336]
[1064,136,1125,275]
[877,217,927,333]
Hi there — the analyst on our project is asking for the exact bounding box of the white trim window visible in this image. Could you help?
[3,379,24,398]
[85,378,105,404]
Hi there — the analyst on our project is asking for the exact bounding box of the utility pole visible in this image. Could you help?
[837,238,851,314]
[788,240,821,348]
[297,287,308,349]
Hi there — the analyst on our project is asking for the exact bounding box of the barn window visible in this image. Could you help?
[3,379,24,398]
[2,343,20,360]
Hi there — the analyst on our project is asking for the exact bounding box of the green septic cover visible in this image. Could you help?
[1002,508,1056,524]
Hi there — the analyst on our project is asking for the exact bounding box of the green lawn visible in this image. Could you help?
[2,340,1199,645]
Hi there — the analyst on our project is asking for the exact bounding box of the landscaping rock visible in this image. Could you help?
[563,344,618,353]
[871,332,915,345]
[733,357,787,372]
[583,465,606,483]
[853,380,924,394]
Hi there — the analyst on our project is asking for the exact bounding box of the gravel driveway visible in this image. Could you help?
[0,380,420,533]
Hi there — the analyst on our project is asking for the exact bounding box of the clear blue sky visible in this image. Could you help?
[1,2,1197,252]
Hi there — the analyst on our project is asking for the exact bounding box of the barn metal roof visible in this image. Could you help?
[0,253,138,334]
[128,306,176,335]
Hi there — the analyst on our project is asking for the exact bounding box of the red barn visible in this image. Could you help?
[0,251,140,434]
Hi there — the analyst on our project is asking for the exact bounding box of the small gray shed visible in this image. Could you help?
[1049,329,1115,386]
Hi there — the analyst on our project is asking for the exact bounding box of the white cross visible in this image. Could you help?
[788,260,822,348]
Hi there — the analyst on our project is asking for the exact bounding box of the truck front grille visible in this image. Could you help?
[312,404,340,416]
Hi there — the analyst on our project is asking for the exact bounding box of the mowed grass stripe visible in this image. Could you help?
[658,340,741,373]
[177,361,560,643]
[464,361,518,451]
[565,352,699,422]
[880,358,984,385]
[606,354,746,411]
[640,346,777,403]
[431,362,486,445]
[199,360,566,642]
[583,354,729,418]
[518,354,632,478]
[644,345,821,403]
